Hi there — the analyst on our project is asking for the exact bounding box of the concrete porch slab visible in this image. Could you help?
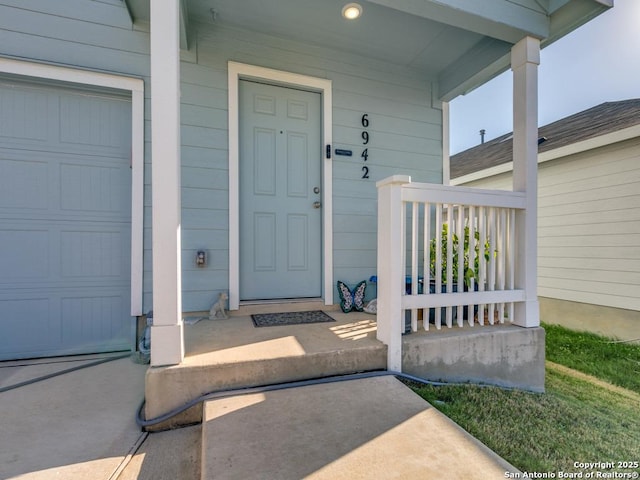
[144,303,546,431]
[144,309,387,430]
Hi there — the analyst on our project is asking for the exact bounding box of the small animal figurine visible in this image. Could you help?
[209,291,228,320]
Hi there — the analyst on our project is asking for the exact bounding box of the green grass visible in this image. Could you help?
[408,326,640,474]
[543,322,640,394]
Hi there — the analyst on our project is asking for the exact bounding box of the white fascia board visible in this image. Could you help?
[366,0,548,43]
[451,123,640,185]
[451,162,514,185]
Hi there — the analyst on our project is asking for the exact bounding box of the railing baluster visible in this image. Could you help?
[508,208,516,324]
[401,200,407,334]
[445,203,453,328]
[456,204,464,327]
[467,205,475,327]
[423,202,430,331]
[435,203,443,329]
[488,207,496,325]
[498,208,506,323]
[411,201,419,333]
[478,206,486,326]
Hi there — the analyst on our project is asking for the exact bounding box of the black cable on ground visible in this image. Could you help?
[0,353,131,393]
[136,370,501,428]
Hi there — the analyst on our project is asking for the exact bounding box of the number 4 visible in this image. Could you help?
[361,148,368,161]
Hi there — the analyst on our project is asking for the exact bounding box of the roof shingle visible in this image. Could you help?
[450,99,640,179]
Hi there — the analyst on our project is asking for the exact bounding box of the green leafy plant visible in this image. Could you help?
[429,223,492,288]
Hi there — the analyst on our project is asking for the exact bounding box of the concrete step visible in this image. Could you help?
[144,312,386,430]
[200,375,520,479]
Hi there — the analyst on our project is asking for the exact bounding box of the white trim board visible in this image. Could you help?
[227,61,333,310]
[0,56,145,317]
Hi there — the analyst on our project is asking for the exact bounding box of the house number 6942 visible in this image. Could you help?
[361,114,370,179]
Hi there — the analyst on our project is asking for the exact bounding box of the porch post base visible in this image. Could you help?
[513,299,540,328]
[150,324,184,366]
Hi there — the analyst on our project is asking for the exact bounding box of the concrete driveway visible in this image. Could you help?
[0,353,519,480]
[0,354,148,480]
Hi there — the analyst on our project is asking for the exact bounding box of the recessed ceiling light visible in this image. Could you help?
[342,3,362,20]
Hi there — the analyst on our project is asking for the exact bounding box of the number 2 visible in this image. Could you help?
[362,166,369,179]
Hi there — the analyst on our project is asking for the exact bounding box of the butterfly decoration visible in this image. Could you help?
[337,280,367,313]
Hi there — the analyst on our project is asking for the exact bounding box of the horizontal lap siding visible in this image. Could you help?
[196,23,442,303]
[1,6,442,311]
[327,69,441,295]
[462,138,640,311]
[537,139,640,310]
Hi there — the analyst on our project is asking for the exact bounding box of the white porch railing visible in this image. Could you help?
[376,175,536,371]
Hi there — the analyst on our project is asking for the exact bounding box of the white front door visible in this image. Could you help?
[239,80,322,300]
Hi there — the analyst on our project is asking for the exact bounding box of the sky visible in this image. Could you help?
[449,0,640,154]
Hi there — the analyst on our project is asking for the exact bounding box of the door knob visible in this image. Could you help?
[313,201,322,209]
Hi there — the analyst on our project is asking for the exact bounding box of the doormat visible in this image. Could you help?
[251,310,335,328]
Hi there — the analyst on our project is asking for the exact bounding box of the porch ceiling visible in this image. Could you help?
[125,0,612,101]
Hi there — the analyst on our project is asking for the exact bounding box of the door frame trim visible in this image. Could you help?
[228,61,333,310]
[0,56,144,318]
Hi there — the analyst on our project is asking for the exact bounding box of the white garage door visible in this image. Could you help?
[0,78,133,360]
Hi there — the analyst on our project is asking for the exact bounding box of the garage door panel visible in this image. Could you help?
[59,93,130,154]
[60,229,128,278]
[0,229,49,280]
[0,84,49,144]
[61,293,128,345]
[0,156,49,209]
[1,297,60,352]
[0,79,132,360]
[60,162,130,213]
[0,222,130,285]
[0,151,131,221]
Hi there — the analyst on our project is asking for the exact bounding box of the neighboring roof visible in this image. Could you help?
[450,99,640,179]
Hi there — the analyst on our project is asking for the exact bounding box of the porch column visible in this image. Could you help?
[442,101,450,185]
[377,175,411,372]
[150,0,184,366]
[511,37,540,328]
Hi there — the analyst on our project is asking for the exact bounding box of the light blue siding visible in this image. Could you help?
[194,23,442,302]
[0,5,443,312]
